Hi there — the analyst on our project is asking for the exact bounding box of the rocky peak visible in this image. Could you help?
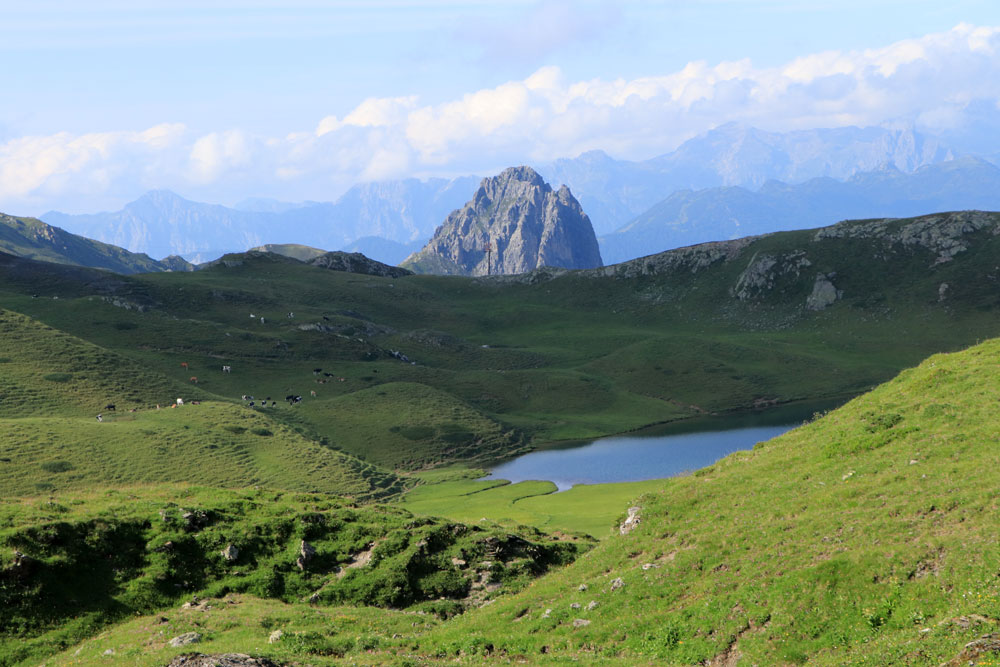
[402,166,602,276]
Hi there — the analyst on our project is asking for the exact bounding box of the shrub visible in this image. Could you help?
[40,461,74,473]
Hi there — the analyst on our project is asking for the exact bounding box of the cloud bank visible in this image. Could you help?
[3,23,999,213]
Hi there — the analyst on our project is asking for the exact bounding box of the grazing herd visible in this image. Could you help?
[96,360,340,421]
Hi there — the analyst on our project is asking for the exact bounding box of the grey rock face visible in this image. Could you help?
[403,166,602,276]
[806,273,843,311]
[220,544,239,562]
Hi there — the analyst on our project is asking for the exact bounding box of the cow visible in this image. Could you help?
[189,376,198,383]
[105,403,116,411]
[180,362,189,370]
[222,365,231,373]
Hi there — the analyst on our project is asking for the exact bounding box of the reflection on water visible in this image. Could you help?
[483,399,844,491]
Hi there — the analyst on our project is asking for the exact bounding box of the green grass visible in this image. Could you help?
[297,382,529,470]
[402,478,668,538]
[0,403,401,499]
[16,335,1000,665]
[407,336,1000,664]
[0,485,593,666]
[44,594,441,667]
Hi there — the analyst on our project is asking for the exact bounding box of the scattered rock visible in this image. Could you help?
[577,584,588,592]
[641,563,657,570]
[220,544,239,562]
[268,630,284,644]
[939,632,1000,667]
[938,282,950,301]
[572,619,591,628]
[451,557,467,567]
[542,608,552,618]
[181,510,209,532]
[168,632,202,647]
[570,603,581,609]
[587,600,599,611]
[619,506,642,535]
[610,577,625,591]
[296,541,316,570]
[103,648,115,655]
[165,653,282,667]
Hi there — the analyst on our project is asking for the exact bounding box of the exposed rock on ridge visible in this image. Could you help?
[308,251,412,278]
[402,166,602,276]
[488,210,1000,316]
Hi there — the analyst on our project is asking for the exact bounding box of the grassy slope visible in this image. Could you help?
[5,212,1000,470]
[0,308,402,500]
[0,485,592,666]
[0,215,172,274]
[401,478,668,538]
[26,332,1000,667]
[411,336,1000,665]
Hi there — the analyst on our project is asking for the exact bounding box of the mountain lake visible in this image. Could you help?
[483,399,846,491]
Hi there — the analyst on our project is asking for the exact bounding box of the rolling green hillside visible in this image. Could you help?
[2,211,1000,472]
[0,214,191,274]
[14,322,1000,666]
[0,308,404,500]
[0,485,592,666]
[414,336,1000,665]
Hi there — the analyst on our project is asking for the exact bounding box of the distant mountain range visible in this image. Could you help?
[42,178,479,264]
[600,156,1000,264]
[538,122,955,235]
[37,121,988,267]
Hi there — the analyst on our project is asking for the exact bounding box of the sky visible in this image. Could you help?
[2,0,1000,214]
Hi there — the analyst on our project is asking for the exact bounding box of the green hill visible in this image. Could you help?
[414,336,1000,665]
[0,308,403,500]
[0,485,592,666]
[2,211,1000,470]
[0,213,192,274]
[14,325,1000,666]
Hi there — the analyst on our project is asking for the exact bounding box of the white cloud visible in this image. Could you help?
[2,23,1000,214]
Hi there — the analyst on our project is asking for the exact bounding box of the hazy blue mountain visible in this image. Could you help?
[339,236,425,266]
[600,157,1000,264]
[232,197,308,214]
[39,122,959,262]
[42,177,481,262]
[538,122,954,235]
[42,190,274,261]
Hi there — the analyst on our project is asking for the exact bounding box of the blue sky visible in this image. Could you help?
[2,1,999,213]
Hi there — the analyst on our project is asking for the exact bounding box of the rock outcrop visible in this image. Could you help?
[402,166,602,276]
[308,251,412,278]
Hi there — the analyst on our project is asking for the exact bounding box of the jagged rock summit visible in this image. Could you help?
[402,166,602,276]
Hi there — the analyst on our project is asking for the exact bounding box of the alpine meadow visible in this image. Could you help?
[4,5,1000,666]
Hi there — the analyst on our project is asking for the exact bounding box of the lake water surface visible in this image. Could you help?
[484,401,841,491]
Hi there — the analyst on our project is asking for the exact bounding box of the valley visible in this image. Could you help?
[3,209,1000,665]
